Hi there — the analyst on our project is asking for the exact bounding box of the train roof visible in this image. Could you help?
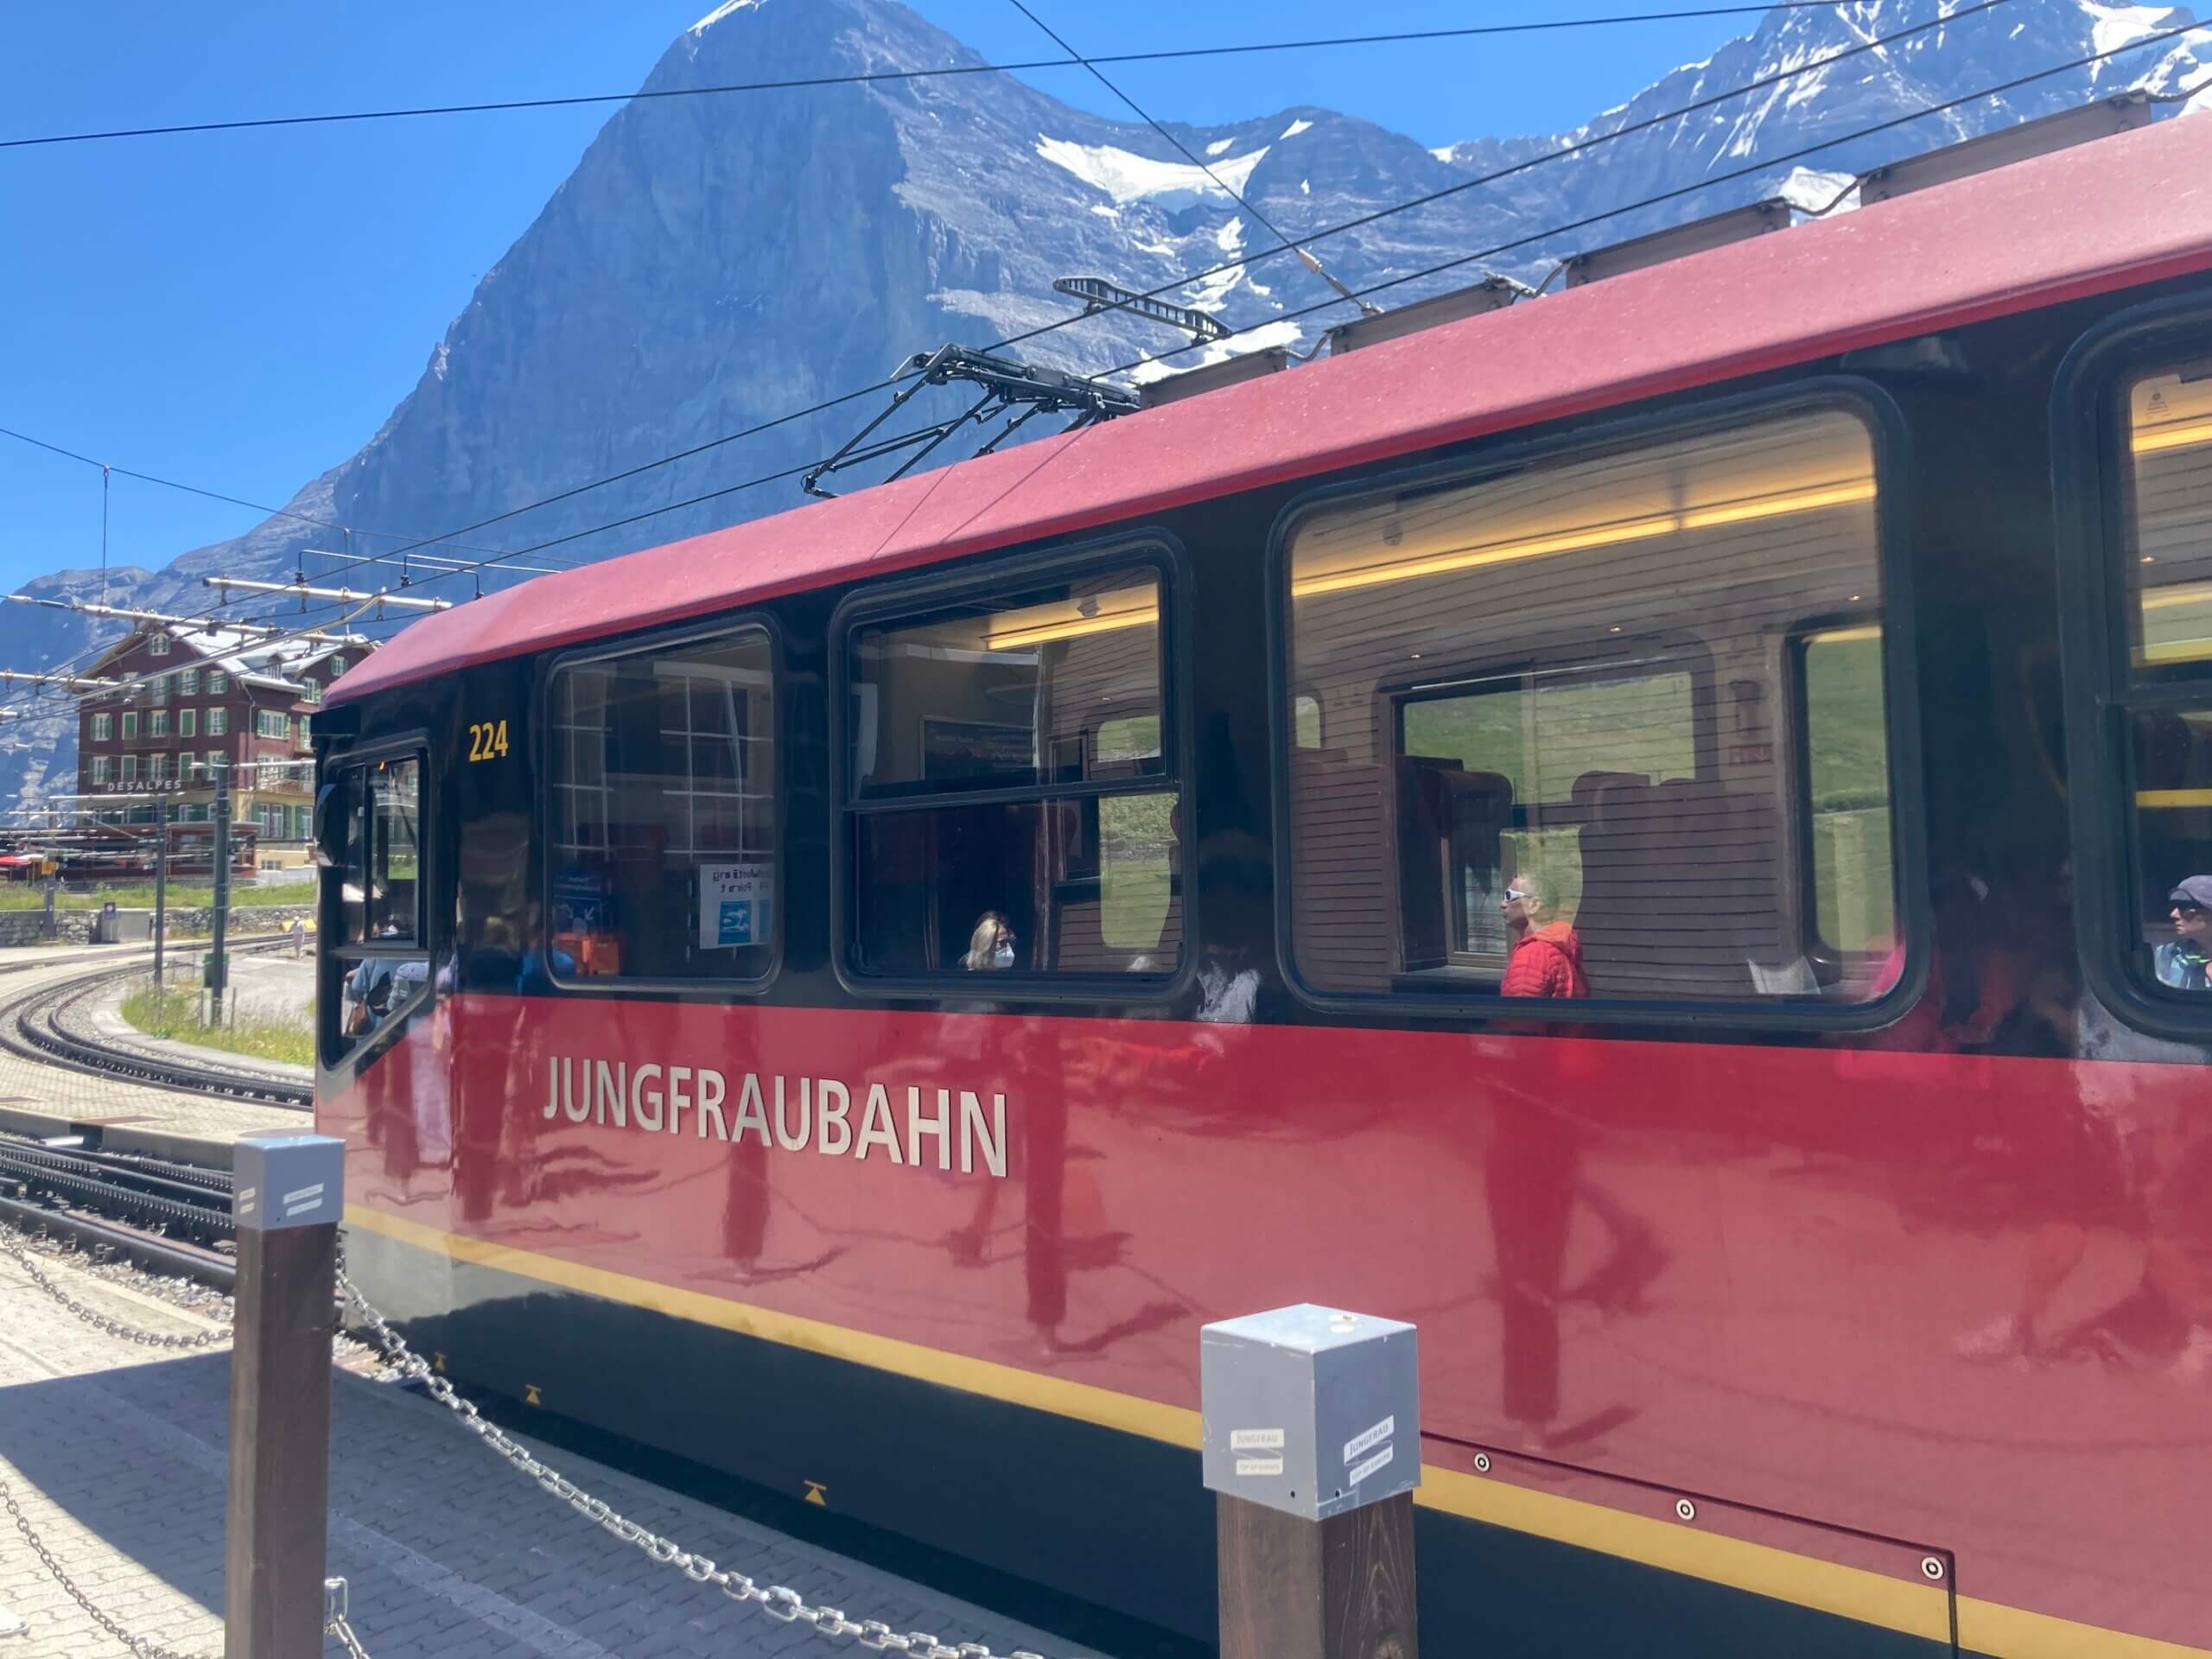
[329,109,2212,709]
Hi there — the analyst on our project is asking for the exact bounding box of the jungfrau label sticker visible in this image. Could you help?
[1347,1445,1395,1486]
[1235,1455,1286,1478]
[1343,1415,1394,1465]
[1229,1428,1285,1452]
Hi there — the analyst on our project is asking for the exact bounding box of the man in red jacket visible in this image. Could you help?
[1499,873,1590,998]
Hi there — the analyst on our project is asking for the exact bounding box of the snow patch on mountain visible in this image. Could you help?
[1205,137,1235,156]
[1776,165,1858,212]
[689,0,766,35]
[2081,2,2182,55]
[1281,118,1313,138]
[1034,136,1268,206]
[1123,318,1305,385]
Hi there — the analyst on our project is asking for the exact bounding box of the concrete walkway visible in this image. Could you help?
[0,1243,1082,1658]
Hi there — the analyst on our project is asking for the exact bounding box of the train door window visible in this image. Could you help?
[843,560,1182,979]
[1281,402,1900,1007]
[322,753,429,1061]
[2101,357,2212,1002]
[543,623,777,984]
[1797,624,1896,957]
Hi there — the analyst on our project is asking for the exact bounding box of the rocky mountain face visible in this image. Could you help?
[5,0,2206,808]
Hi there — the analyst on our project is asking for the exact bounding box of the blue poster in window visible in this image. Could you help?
[699,863,768,949]
[555,866,610,932]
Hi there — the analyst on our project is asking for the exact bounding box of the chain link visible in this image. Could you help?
[339,1271,1071,1659]
[325,1577,373,1658]
[1,1471,211,1659]
[0,1226,231,1350]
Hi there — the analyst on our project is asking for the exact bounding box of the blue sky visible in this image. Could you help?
[0,1,1759,601]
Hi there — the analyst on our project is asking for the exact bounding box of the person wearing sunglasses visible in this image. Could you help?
[1499,871,1590,998]
[2155,875,2212,991]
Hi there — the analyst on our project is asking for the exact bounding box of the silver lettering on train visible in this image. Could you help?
[539,1058,1006,1177]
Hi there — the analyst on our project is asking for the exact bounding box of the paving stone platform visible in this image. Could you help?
[0,1245,1077,1657]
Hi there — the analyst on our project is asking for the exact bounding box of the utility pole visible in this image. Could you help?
[209,761,232,1025]
[153,791,169,988]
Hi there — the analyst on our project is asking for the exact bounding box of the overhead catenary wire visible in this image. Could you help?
[1095,15,2212,387]
[6,0,2179,697]
[293,10,2206,626]
[297,0,2021,597]
[0,6,1891,153]
[0,423,533,563]
[1002,0,1377,318]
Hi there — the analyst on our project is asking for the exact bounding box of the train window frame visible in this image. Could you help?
[1785,610,1898,969]
[2052,295,2212,1039]
[1265,375,1928,1031]
[828,532,1198,1002]
[317,734,433,1071]
[536,612,786,999]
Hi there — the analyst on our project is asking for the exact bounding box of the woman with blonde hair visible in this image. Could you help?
[963,911,1015,971]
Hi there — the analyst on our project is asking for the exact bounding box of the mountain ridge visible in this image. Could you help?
[3,0,2205,810]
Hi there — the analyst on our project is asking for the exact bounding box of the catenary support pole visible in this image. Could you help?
[224,1133,344,1659]
[152,793,168,984]
[209,762,231,1023]
[1203,1305,1421,1659]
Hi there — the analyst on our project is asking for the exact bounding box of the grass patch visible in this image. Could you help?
[0,883,312,912]
[119,981,315,1067]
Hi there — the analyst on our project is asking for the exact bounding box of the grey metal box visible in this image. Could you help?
[232,1133,345,1232]
[1199,1304,1420,1522]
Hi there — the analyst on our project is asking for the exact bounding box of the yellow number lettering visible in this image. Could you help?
[493,720,510,758]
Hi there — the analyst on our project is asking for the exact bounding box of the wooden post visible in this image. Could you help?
[225,1133,345,1659]
[1203,1306,1421,1659]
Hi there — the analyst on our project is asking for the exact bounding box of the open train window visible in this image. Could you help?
[543,621,777,987]
[2056,331,2212,1026]
[320,749,429,1064]
[1279,395,1906,1014]
[839,551,1183,982]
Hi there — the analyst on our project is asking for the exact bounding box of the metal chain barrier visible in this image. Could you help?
[339,1270,1072,1659]
[325,1578,373,1658]
[1,1471,209,1659]
[0,1225,231,1350]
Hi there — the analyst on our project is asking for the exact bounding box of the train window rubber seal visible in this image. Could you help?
[535,611,788,1000]
[2050,290,2212,1046]
[825,529,1200,1007]
[1262,373,1932,1035]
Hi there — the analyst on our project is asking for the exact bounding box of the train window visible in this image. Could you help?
[2110,359,2212,998]
[1282,404,1898,1005]
[544,624,776,984]
[1798,625,1896,957]
[323,751,429,1065]
[327,757,423,946]
[843,562,1181,978]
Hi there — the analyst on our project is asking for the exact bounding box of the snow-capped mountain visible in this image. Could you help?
[3,0,2206,809]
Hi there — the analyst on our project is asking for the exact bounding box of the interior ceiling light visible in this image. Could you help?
[2132,417,2212,455]
[1291,478,1876,601]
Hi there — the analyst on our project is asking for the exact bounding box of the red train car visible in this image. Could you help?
[317,111,2212,1656]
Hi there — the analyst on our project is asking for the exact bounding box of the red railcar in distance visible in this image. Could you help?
[317,111,2212,1657]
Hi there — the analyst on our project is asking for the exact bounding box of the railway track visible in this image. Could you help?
[0,1134,237,1287]
[0,938,312,1109]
